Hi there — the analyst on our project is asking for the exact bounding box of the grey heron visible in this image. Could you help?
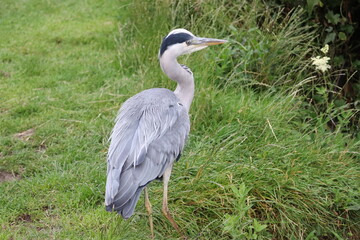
[105,28,227,238]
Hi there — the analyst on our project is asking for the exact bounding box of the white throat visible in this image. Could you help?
[159,52,194,112]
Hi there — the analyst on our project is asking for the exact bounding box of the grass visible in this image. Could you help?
[1,0,359,239]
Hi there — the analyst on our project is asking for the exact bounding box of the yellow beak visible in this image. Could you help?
[189,37,228,46]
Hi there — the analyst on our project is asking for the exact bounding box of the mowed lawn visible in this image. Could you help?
[1,0,359,239]
[0,0,139,239]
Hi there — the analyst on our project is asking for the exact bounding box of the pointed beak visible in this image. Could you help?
[189,37,228,46]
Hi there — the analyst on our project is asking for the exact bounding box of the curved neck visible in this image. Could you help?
[159,53,194,112]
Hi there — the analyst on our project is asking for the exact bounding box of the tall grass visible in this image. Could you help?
[115,0,360,239]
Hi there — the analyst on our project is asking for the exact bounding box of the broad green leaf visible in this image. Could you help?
[253,219,267,232]
[325,32,336,43]
[338,32,346,41]
[325,11,340,25]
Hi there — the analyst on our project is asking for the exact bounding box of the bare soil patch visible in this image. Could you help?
[0,170,20,182]
[13,128,35,141]
[16,213,33,223]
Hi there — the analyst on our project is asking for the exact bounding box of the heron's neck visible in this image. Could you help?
[159,54,194,112]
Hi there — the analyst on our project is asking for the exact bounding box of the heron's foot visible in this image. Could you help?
[162,206,187,240]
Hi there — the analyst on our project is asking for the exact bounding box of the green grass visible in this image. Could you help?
[1,0,359,239]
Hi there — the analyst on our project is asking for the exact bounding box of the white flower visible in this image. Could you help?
[320,44,329,54]
[311,56,331,73]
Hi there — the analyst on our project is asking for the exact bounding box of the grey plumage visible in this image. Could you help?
[105,88,189,218]
[105,29,226,237]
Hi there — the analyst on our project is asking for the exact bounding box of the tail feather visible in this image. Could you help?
[105,186,145,219]
[120,186,145,218]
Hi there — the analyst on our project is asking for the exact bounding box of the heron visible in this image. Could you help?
[105,28,227,238]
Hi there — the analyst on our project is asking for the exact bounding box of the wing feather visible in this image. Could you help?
[105,88,190,218]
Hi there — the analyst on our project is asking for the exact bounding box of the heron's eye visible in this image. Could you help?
[185,40,191,46]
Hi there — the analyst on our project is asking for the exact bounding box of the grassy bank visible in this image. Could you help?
[1,0,359,239]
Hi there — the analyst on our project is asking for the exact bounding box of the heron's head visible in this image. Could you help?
[159,29,227,58]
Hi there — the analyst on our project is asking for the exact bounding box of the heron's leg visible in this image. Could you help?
[144,187,154,239]
[162,166,187,239]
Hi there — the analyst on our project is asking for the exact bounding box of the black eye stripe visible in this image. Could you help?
[159,33,193,57]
